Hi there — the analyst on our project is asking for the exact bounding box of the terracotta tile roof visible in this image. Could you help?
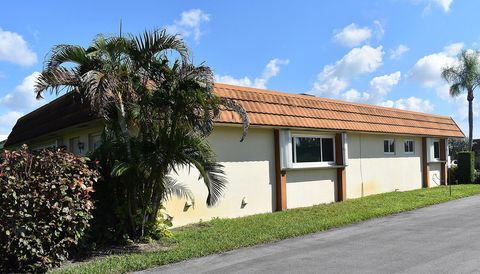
[214,83,465,138]
[4,83,464,147]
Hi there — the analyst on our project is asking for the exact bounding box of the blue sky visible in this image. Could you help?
[0,0,478,140]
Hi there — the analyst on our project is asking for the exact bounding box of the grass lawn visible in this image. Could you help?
[52,184,480,274]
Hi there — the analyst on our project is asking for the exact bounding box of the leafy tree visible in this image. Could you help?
[35,29,249,240]
[448,138,469,160]
[442,50,480,150]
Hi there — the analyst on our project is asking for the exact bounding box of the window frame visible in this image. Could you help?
[291,133,336,168]
[88,132,102,152]
[404,139,415,154]
[384,139,395,155]
[433,140,440,160]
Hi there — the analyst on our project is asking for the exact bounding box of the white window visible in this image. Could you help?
[384,139,395,154]
[291,135,335,167]
[404,140,414,154]
[433,140,440,159]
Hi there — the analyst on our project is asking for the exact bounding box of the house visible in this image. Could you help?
[4,83,464,227]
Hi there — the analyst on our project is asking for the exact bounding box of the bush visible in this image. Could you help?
[0,145,99,273]
[457,151,475,184]
[449,165,458,184]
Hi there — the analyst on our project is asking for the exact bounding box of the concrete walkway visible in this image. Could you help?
[136,195,480,274]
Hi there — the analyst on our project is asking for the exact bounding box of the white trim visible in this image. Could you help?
[342,132,348,166]
[279,129,292,169]
[383,139,395,155]
[290,133,336,169]
[430,138,441,161]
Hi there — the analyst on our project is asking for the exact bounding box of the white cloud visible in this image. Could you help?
[406,41,480,136]
[421,0,454,14]
[379,97,434,112]
[312,45,384,98]
[333,23,372,47]
[341,71,402,103]
[389,44,410,60]
[324,45,384,79]
[432,0,453,12]
[214,75,254,87]
[0,111,23,137]
[443,42,464,56]
[0,72,43,110]
[215,58,289,89]
[408,42,463,98]
[167,9,210,42]
[0,27,37,66]
[369,71,402,98]
[0,72,49,137]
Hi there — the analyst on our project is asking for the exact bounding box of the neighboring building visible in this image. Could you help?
[5,83,464,227]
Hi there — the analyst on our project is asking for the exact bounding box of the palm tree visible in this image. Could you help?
[34,30,189,159]
[36,29,249,239]
[442,50,480,150]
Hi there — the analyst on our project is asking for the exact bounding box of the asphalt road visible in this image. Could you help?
[136,195,480,274]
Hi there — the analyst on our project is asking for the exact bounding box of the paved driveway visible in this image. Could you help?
[136,195,480,274]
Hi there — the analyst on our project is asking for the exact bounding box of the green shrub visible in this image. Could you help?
[0,145,99,273]
[457,151,475,184]
[449,165,458,184]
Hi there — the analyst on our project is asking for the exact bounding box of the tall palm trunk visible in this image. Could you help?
[116,99,132,160]
[468,90,474,150]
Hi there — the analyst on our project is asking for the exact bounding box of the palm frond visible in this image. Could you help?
[220,98,250,142]
[162,176,195,204]
[45,44,89,69]
[35,67,81,99]
[450,83,462,97]
[111,160,132,177]
[441,66,461,84]
[130,29,189,64]
[190,158,227,206]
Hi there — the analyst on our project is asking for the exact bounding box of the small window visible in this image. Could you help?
[292,136,335,164]
[384,139,395,154]
[404,140,414,154]
[433,141,440,159]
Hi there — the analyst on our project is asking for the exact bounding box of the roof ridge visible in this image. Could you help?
[214,83,453,120]
[17,92,74,122]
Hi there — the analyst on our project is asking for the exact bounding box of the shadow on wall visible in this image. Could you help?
[286,168,336,184]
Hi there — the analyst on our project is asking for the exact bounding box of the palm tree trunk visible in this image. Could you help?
[468,91,474,150]
[117,105,132,160]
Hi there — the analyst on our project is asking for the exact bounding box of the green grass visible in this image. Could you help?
[52,184,480,274]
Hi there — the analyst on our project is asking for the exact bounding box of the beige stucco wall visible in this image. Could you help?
[16,121,437,227]
[346,133,423,199]
[286,168,336,208]
[164,126,276,227]
[25,121,104,155]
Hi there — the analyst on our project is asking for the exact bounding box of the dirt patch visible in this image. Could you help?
[59,240,176,269]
